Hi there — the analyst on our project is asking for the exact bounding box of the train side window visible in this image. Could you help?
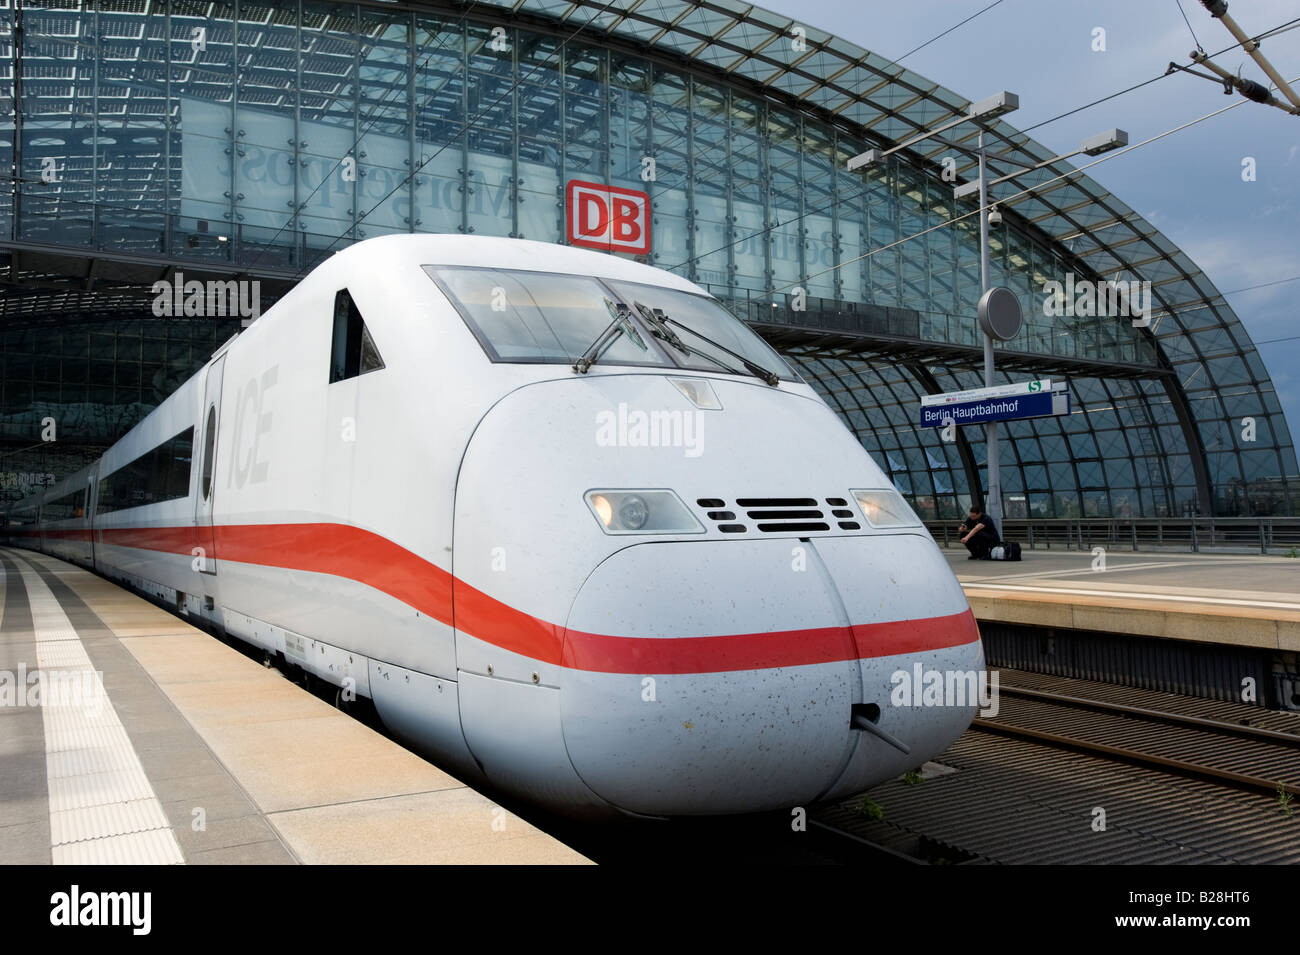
[41,486,87,522]
[97,426,194,514]
[330,289,386,384]
[201,406,217,500]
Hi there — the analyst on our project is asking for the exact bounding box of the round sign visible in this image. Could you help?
[978,286,1023,342]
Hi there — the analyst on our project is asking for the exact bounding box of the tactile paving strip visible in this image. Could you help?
[17,560,185,865]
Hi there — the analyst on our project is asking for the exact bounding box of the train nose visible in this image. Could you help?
[558,535,980,816]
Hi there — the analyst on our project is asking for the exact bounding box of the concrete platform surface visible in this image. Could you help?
[942,546,1300,649]
[0,547,590,865]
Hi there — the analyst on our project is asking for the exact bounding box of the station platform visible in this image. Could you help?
[0,547,589,865]
[942,547,1300,653]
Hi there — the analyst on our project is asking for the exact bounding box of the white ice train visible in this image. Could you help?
[5,234,982,817]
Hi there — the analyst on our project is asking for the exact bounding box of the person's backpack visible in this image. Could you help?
[1004,540,1022,561]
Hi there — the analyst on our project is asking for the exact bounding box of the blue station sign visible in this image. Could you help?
[920,379,1069,428]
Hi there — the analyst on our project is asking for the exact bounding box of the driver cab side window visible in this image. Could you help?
[330,289,386,384]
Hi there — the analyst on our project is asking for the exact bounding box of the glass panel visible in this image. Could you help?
[606,279,794,379]
[429,266,666,366]
[98,427,195,512]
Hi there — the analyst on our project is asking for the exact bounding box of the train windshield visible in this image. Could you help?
[427,265,796,381]
[427,267,670,368]
[602,280,794,381]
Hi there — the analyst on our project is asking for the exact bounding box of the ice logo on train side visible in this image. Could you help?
[227,366,279,488]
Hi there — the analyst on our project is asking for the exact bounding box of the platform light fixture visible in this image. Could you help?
[846,91,1018,173]
[968,90,1019,121]
[953,128,1129,200]
[1080,128,1129,156]
[845,92,1025,532]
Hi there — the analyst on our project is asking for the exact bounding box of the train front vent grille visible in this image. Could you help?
[696,497,861,533]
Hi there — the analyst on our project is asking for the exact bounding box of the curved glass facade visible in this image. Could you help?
[1,0,1296,515]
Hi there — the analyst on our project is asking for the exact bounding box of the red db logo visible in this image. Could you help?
[566,180,651,255]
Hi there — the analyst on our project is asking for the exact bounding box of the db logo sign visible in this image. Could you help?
[566,180,651,255]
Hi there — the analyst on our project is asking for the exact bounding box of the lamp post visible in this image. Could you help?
[956,126,1127,529]
[849,96,1127,532]
[848,91,1019,528]
[976,128,998,529]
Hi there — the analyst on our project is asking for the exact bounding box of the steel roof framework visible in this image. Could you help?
[0,0,1293,515]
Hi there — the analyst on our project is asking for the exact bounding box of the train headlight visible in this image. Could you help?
[618,495,649,529]
[585,490,703,535]
[851,488,921,528]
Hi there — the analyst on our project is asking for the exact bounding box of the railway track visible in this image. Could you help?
[811,670,1300,864]
[248,637,1300,864]
[974,671,1300,798]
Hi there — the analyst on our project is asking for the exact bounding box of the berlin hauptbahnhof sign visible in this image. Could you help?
[919,379,1070,428]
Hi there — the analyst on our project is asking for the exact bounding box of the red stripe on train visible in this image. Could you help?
[561,613,977,674]
[72,522,980,672]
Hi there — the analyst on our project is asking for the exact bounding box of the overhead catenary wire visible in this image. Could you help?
[1195,0,1300,112]
[893,0,1006,64]
[1112,274,1300,340]
[1176,0,1206,53]
[646,0,1010,275]
[771,83,1281,294]
[1023,13,1300,136]
[670,13,1300,273]
[1217,274,1300,296]
[223,4,1300,279]
[13,0,1298,282]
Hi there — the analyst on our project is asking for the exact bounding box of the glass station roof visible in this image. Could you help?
[0,0,1293,515]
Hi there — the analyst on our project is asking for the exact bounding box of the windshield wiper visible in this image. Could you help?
[573,299,647,374]
[633,303,689,355]
[632,303,751,378]
[656,311,781,386]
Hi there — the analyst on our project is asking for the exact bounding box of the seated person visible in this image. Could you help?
[957,505,1000,559]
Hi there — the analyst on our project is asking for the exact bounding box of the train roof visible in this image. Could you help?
[320,234,707,295]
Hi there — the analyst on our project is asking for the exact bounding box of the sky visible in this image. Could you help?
[758,0,1300,442]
